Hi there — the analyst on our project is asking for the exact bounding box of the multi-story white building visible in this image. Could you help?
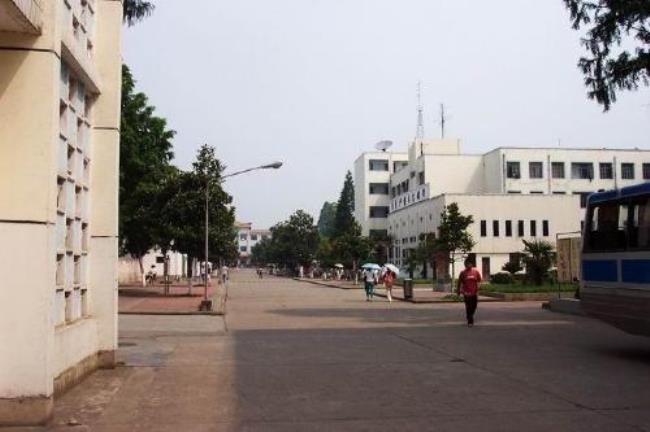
[355,139,650,278]
[0,0,122,425]
[236,222,271,265]
[353,150,409,237]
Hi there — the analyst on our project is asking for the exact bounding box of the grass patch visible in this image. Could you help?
[480,283,577,293]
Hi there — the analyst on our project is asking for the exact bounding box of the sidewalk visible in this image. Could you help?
[296,278,498,303]
[118,281,225,315]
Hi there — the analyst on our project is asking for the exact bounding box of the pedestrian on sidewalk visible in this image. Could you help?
[221,265,229,284]
[363,268,377,301]
[383,269,395,303]
[456,258,482,327]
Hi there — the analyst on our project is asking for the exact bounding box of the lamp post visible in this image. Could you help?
[199,161,283,311]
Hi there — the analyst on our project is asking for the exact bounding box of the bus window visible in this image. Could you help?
[635,198,650,249]
[587,202,627,251]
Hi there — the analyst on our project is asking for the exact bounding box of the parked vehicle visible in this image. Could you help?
[581,182,650,336]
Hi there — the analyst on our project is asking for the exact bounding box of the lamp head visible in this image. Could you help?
[262,161,283,169]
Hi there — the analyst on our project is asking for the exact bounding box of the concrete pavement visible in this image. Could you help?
[22,269,650,431]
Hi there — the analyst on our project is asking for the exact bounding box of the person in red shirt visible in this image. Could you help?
[457,258,482,327]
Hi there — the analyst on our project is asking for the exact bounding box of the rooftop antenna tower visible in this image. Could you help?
[416,81,425,139]
[439,103,446,139]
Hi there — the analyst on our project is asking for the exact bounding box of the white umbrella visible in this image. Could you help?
[382,263,400,276]
[334,263,344,268]
[361,263,381,270]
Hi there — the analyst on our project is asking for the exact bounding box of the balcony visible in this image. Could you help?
[0,0,42,34]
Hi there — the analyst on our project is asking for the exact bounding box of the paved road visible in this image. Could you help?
[42,269,650,431]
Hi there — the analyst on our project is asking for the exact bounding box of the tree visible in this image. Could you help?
[170,145,238,276]
[330,222,372,271]
[521,240,555,285]
[317,202,338,238]
[502,260,523,276]
[260,210,320,272]
[564,0,650,110]
[333,171,356,238]
[434,203,475,289]
[123,0,155,26]
[119,64,176,282]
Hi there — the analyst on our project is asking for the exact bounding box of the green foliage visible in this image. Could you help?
[430,203,475,285]
[123,0,155,26]
[333,171,356,238]
[119,64,176,262]
[317,202,337,238]
[564,0,650,110]
[521,240,555,285]
[502,260,523,275]
[330,222,372,269]
[491,272,514,285]
[481,283,576,294]
[169,145,238,265]
[251,210,320,270]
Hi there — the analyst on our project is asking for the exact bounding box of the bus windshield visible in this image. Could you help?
[585,197,650,253]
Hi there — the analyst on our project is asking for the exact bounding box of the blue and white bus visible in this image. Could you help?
[581,182,650,336]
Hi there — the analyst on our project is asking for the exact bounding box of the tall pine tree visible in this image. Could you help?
[333,171,356,238]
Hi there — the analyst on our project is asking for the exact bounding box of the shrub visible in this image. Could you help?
[502,260,522,275]
[491,272,514,284]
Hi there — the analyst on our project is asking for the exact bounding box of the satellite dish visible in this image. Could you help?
[375,140,393,152]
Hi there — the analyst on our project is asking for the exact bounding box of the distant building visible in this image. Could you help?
[118,249,188,285]
[0,0,122,425]
[236,222,271,266]
[354,139,650,278]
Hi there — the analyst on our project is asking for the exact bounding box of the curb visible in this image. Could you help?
[542,298,585,316]
[119,311,224,316]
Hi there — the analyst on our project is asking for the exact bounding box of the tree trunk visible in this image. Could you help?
[138,256,145,287]
[450,253,455,294]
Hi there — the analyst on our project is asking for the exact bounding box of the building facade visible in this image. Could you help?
[0,0,122,425]
[118,249,188,285]
[353,150,409,236]
[236,222,271,265]
[355,139,650,277]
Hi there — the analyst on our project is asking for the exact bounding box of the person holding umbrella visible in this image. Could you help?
[382,264,400,303]
[362,263,379,301]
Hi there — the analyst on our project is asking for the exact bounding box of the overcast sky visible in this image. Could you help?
[123,0,650,228]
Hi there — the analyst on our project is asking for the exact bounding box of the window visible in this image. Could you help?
[369,183,389,195]
[585,198,650,251]
[239,233,247,241]
[239,246,247,252]
[643,163,650,180]
[576,192,592,209]
[393,161,408,173]
[369,206,389,218]
[518,220,525,237]
[599,163,613,179]
[621,163,635,179]
[553,191,566,195]
[529,162,543,179]
[507,162,521,179]
[493,220,500,237]
[369,229,388,239]
[530,191,544,194]
[571,162,594,180]
[551,162,565,179]
[508,190,522,194]
[251,234,258,241]
[530,220,537,237]
[505,220,512,237]
[369,159,389,171]
[543,220,549,237]
[418,172,425,185]
[402,180,409,193]
[480,220,487,237]
[391,186,396,198]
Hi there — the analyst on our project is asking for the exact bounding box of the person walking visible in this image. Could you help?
[457,259,482,327]
[363,268,377,301]
[383,269,395,303]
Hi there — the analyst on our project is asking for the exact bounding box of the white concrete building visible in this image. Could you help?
[0,0,122,425]
[355,139,650,278]
[353,150,409,236]
[236,222,271,265]
[118,249,188,285]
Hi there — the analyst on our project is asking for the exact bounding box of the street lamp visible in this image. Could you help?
[199,161,283,311]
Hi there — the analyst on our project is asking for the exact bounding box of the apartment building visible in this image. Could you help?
[353,150,409,236]
[0,0,122,425]
[236,222,271,265]
[355,139,650,278]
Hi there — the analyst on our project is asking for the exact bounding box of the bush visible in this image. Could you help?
[491,272,514,284]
